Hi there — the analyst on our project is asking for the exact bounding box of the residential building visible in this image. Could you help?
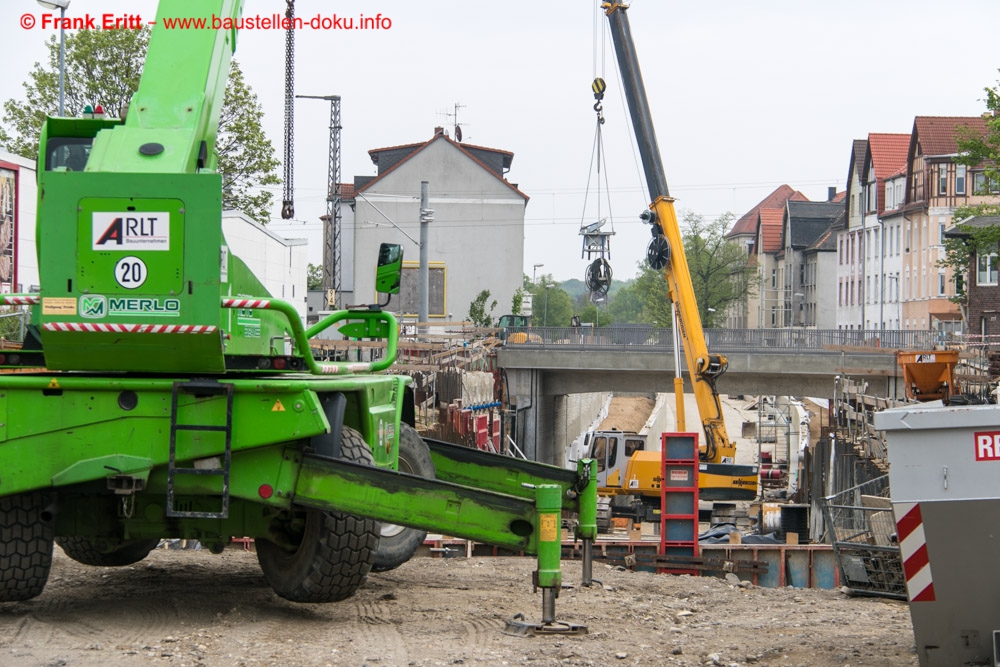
[838,139,868,329]
[352,128,528,322]
[724,185,807,328]
[901,116,990,333]
[944,215,1000,338]
[862,133,910,330]
[779,198,843,328]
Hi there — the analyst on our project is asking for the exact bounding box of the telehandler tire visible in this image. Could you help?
[372,423,436,573]
[0,491,55,602]
[55,537,161,567]
[256,426,379,603]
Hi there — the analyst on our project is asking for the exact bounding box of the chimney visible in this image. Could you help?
[433,126,444,136]
[828,186,837,201]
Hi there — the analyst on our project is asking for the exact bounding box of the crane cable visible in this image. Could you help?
[579,10,615,300]
[280,0,295,219]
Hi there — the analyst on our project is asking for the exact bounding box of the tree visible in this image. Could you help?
[468,289,497,328]
[307,263,322,291]
[510,287,525,316]
[608,211,757,326]
[530,276,572,327]
[682,211,757,326]
[941,73,1000,310]
[576,302,614,327]
[955,72,1000,187]
[1,27,280,224]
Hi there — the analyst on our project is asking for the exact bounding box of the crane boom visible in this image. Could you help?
[602,2,756,500]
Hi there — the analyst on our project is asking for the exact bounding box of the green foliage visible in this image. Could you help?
[576,302,614,327]
[955,72,1000,186]
[944,73,1000,304]
[529,275,573,326]
[2,28,280,225]
[217,61,281,224]
[605,211,755,326]
[1,28,147,157]
[468,289,498,328]
[682,211,757,325]
[511,287,525,316]
[938,206,1000,304]
[307,263,322,291]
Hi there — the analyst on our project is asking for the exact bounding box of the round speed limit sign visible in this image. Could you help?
[114,256,148,289]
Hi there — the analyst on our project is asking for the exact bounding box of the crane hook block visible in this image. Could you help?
[281,201,294,220]
[592,78,606,100]
[646,234,670,271]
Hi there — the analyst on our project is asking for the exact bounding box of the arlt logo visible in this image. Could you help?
[92,212,170,251]
[80,295,107,319]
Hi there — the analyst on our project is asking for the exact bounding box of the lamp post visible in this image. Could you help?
[532,263,544,285]
[38,0,71,116]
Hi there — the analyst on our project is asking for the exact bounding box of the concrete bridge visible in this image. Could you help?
[498,326,941,463]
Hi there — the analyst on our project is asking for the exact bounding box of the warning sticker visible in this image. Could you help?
[670,470,689,482]
[539,513,559,542]
[272,399,286,412]
[42,297,76,315]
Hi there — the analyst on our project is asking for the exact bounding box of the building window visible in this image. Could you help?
[974,172,1000,194]
[771,269,776,289]
[938,164,948,195]
[978,252,998,286]
[956,165,966,195]
[938,272,946,296]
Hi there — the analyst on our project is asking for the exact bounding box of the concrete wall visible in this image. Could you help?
[554,391,611,467]
[639,393,672,450]
[353,139,526,322]
[222,210,309,321]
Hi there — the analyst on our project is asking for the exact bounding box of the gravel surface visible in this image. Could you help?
[0,546,917,666]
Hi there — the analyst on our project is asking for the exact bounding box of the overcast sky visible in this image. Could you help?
[3,0,998,282]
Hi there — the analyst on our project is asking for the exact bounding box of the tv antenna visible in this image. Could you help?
[442,102,467,142]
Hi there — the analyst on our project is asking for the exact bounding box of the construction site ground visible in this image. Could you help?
[1,394,907,667]
[0,545,916,666]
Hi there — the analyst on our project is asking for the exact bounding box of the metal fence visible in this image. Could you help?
[504,326,941,353]
[820,474,906,599]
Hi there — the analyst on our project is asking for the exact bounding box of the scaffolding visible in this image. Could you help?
[821,474,905,599]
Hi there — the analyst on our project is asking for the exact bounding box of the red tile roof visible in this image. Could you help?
[759,208,785,253]
[912,116,988,157]
[726,184,808,237]
[868,133,910,180]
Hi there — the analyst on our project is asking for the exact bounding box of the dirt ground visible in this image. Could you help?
[598,395,655,433]
[0,545,916,667]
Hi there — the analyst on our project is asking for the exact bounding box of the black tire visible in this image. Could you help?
[0,491,55,602]
[56,537,161,567]
[372,423,436,573]
[256,426,379,603]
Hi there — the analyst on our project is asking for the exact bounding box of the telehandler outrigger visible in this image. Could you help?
[0,0,596,630]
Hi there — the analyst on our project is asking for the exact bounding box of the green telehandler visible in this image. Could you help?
[0,0,596,632]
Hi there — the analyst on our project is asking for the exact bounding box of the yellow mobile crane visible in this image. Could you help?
[590,3,758,510]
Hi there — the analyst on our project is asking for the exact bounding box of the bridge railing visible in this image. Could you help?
[503,326,941,353]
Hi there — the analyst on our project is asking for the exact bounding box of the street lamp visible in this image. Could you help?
[37,0,71,116]
[532,263,544,284]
